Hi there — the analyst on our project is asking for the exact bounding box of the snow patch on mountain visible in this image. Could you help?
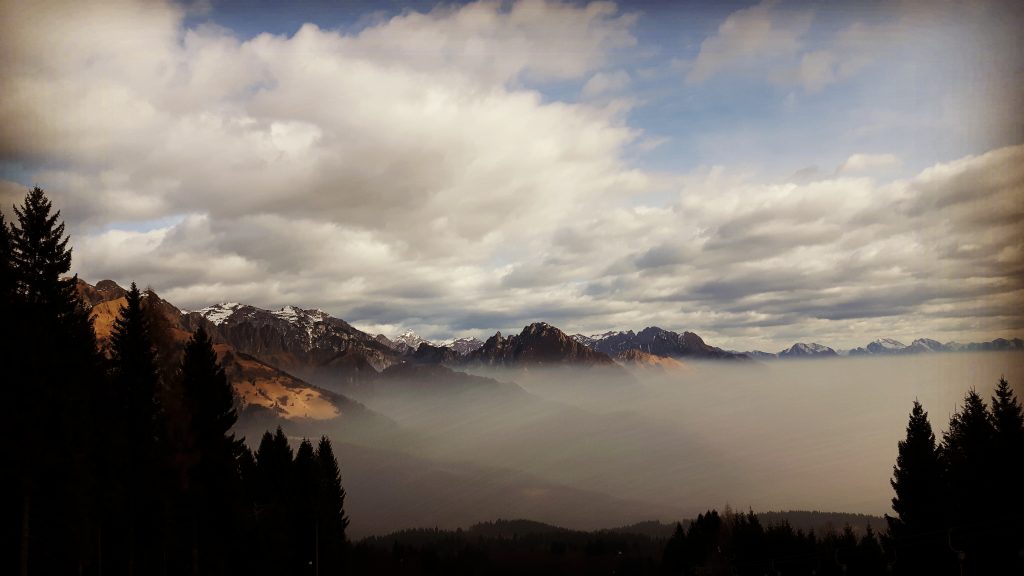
[865,338,907,354]
[779,342,837,357]
[393,329,431,350]
[193,302,243,325]
[438,337,485,355]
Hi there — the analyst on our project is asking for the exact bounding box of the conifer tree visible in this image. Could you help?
[177,326,245,574]
[9,187,102,574]
[987,378,1023,572]
[990,377,1023,453]
[254,427,295,575]
[315,435,350,574]
[661,522,686,576]
[292,439,319,571]
[0,213,14,312]
[108,282,165,573]
[886,400,945,574]
[941,389,997,574]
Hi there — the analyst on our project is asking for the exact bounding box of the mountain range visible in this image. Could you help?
[742,336,1023,359]
[77,277,1022,424]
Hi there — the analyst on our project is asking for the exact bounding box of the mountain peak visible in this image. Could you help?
[778,342,837,358]
[468,322,617,367]
[194,302,245,325]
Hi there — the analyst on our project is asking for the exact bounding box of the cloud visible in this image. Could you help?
[686,0,812,85]
[684,1,903,93]
[581,70,631,99]
[836,153,902,176]
[1,0,1021,351]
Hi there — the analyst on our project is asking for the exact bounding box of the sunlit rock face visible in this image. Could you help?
[77,279,354,421]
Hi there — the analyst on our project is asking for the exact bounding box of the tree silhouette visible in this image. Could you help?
[315,435,350,573]
[254,427,296,575]
[9,187,103,574]
[108,281,167,573]
[175,326,246,574]
[661,522,686,575]
[991,377,1023,452]
[292,439,319,571]
[886,400,946,574]
[0,213,14,312]
[988,378,1024,572]
[940,390,996,572]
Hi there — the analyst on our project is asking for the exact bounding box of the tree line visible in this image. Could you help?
[4,187,349,575]
[886,379,1023,574]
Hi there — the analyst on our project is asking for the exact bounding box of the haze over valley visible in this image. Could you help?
[78,279,1024,537]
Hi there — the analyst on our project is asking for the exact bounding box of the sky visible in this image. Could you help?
[1,0,1021,351]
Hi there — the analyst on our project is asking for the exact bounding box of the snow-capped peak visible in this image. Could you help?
[779,342,836,356]
[271,305,329,324]
[438,336,485,355]
[871,338,906,350]
[393,329,430,349]
[193,302,244,325]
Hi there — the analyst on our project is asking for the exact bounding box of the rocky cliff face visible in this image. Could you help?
[613,348,687,371]
[468,322,617,367]
[585,327,748,360]
[778,343,837,358]
[186,302,399,373]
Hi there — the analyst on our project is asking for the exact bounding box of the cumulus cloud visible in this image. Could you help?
[1,0,1021,351]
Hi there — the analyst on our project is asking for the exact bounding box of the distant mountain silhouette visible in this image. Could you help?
[467,322,619,367]
[577,327,749,360]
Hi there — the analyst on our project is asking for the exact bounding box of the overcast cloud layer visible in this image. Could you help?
[1,0,1022,351]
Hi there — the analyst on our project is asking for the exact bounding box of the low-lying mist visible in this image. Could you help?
[284,352,1023,537]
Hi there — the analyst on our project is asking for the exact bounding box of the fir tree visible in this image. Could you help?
[990,377,1023,453]
[661,522,686,575]
[0,213,14,311]
[9,187,102,574]
[292,439,319,571]
[108,282,165,574]
[177,326,245,574]
[886,400,946,574]
[888,401,943,534]
[988,378,1023,573]
[11,187,75,307]
[941,389,997,574]
[315,435,350,574]
[254,427,295,575]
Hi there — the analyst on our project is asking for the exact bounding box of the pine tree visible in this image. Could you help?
[0,213,14,311]
[110,283,162,440]
[661,522,686,575]
[108,282,165,574]
[886,400,946,574]
[11,187,75,307]
[254,427,295,575]
[941,389,997,574]
[177,326,245,574]
[991,377,1023,453]
[292,439,319,571]
[315,435,350,574]
[9,187,102,574]
[988,378,1023,573]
